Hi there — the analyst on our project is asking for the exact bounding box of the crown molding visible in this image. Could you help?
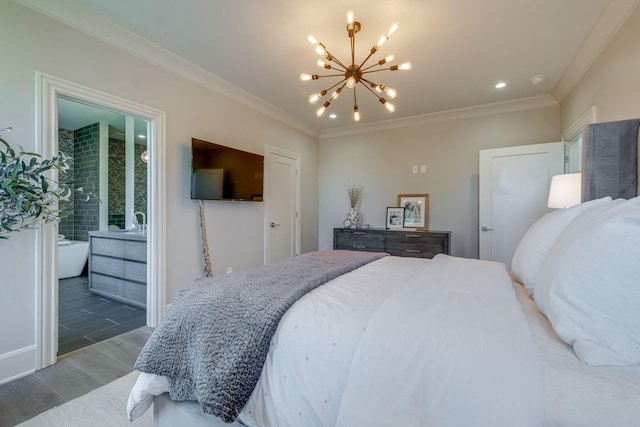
[15,0,320,139]
[552,0,639,103]
[319,95,559,140]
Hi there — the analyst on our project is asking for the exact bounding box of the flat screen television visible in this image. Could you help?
[191,138,264,201]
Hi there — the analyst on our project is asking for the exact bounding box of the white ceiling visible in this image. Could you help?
[21,0,638,134]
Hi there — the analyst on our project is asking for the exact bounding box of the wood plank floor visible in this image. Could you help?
[58,276,146,355]
[0,326,153,427]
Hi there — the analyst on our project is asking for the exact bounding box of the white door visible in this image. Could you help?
[479,142,564,267]
[265,147,300,264]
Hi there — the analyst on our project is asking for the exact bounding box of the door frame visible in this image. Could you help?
[263,145,301,264]
[35,72,167,369]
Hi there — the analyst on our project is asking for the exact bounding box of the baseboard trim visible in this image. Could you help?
[0,345,36,385]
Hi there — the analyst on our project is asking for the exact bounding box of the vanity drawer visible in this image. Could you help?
[91,237,126,258]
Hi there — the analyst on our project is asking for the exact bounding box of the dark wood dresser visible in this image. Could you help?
[333,228,451,258]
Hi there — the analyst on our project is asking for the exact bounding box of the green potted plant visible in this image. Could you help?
[0,137,92,240]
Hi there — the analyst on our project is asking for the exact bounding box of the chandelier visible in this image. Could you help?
[300,11,412,122]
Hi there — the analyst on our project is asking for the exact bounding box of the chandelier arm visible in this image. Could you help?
[359,80,385,99]
[312,73,350,79]
[356,50,378,72]
[350,34,356,66]
[359,76,380,87]
[361,67,393,75]
[361,63,390,72]
[322,46,350,70]
[321,80,348,95]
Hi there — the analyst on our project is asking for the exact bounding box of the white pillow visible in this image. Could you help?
[534,196,640,366]
[511,196,612,294]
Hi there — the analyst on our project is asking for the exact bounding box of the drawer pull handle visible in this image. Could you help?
[354,245,367,249]
[405,234,421,238]
[405,249,421,253]
[353,232,367,235]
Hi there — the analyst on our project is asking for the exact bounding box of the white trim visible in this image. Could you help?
[553,0,639,102]
[264,145,301,264]
[16,0,319,139]
[561,106,597,142]
[320,95,559,139]
[0,345,36,386]
[35,72,166,370]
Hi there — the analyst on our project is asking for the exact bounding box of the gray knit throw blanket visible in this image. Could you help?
[134,250,387,423]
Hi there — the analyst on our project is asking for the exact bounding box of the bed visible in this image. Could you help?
[127,119,640,426]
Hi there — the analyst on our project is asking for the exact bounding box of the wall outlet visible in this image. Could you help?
[412,165,418,174]
[226,267,233,274]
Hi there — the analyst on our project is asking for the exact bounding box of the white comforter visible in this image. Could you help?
[129,254,545,426]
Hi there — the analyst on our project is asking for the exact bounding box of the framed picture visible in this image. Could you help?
[397,194,429,230]
[386,207,405,230]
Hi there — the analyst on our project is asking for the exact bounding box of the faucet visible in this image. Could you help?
[134,211,146,233]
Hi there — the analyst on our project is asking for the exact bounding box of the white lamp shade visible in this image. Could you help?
[547,173,582,208]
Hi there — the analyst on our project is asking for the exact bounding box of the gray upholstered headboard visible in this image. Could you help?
[582,119,640,201]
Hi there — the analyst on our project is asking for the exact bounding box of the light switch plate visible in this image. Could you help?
[412,165,418,174]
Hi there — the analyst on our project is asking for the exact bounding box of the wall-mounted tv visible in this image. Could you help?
[191,138,264,201]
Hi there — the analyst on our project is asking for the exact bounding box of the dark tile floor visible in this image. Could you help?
[58,276,147,355]
[0,326,153,427]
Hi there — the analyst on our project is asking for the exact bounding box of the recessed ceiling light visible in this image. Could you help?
[329,114,337,119]
[495,82,507,89]
[530,75,545,85]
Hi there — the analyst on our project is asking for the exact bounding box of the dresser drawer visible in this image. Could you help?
[334,230,385,252]
[385,232,449,258]
[333,228,450,259]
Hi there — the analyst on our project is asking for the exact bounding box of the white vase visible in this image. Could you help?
[347,208,358,229]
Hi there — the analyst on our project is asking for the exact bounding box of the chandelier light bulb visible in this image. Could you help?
[386,87,397,98]
[330,87,342,101]
[376,35,388,49]
[315,44,327,56]
[317,59,331,69]
[346,76,356,88]
[353,106,360,122]
[307,35,318,45]
[300,73,313,81]
[378,54,395,65]
[398,62,412,70]
[308,93,321,104]
[385,102,395,113]
[316,106,326,117]
[347,11,354,24]
[386,23,399,38]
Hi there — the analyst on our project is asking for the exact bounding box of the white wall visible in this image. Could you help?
[561,5,640,128]
[0,1,318,383]
[319,105,561,258]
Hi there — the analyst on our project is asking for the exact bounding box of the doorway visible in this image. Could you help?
[478,142,564,267]
[35,72,166,370]
[56,99,148,355]
[264,145,300,264]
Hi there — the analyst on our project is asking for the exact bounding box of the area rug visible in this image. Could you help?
[16,372,152,427]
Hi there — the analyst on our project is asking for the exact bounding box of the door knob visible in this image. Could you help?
[481,225,493,231]
[270,222,280,228]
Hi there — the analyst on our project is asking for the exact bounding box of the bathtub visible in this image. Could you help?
[58,240,90,279]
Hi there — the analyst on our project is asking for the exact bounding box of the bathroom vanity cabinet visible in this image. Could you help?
[88,231,147,308]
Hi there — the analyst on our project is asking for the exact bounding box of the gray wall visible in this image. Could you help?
[319,105,562,258]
